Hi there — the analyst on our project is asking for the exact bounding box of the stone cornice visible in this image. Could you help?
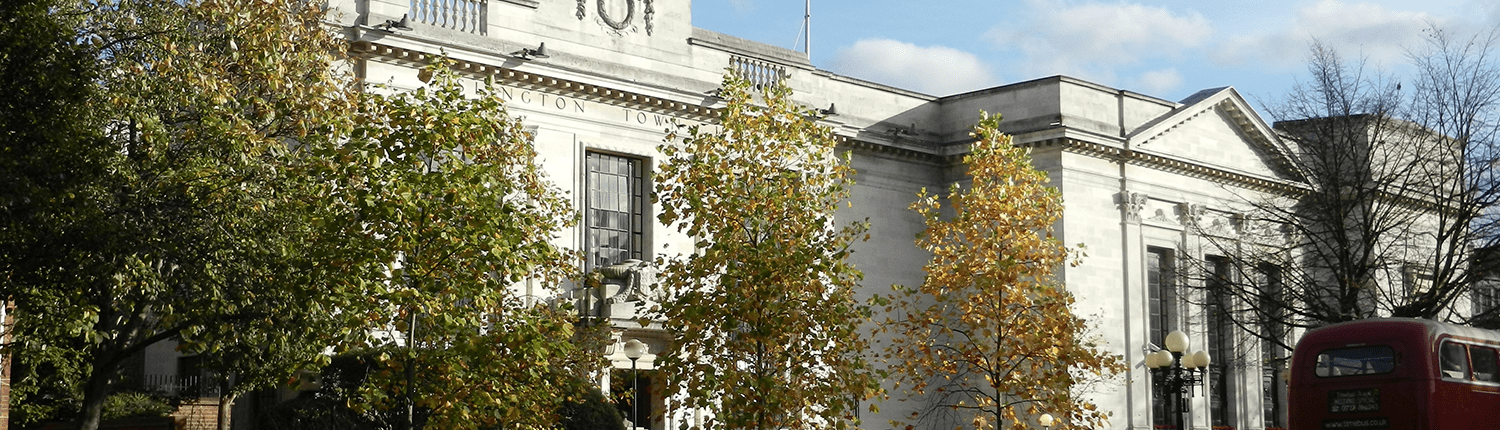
[840,138,946,165]
[1017,137,1308,194]
[349,40,1308,195]
[1124,146,1303,193]
[349,40,719,122]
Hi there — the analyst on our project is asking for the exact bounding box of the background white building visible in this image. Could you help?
[323,0,1316,428]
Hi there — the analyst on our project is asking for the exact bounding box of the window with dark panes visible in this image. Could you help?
[1206,255,1235,427]
[1147,247,1178,428]
[586,152,645,270]
[1404,265,1434,298]
[1258,263,1287,429]
[177,355,205,397]
[1475,283,1500,321]
[1315,346,1396,377]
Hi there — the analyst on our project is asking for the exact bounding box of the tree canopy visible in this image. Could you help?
[1,0,360,427]
[881,113,1124,430]
[1189,27,1500,357]
[311,63,601,429]
[650,72,880,430]
[1,1,598,429]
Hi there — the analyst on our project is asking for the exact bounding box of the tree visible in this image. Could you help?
[1,0,102,421]
[1,0,361,428]
[651,72,879,430]
[311,62,602,430]
[1189,26,1500,356]
[880,113,1125,430]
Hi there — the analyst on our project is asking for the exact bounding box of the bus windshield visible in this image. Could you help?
[1316,346,1397,377]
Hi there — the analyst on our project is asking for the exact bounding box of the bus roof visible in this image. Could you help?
[1298,318,1500,349]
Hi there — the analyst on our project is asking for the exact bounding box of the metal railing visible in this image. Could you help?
[130,374,221,398]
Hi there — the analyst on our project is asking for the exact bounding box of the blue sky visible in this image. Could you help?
[691,0,1500,114]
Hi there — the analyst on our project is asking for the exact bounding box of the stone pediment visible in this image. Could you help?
[1126,87,1304,185]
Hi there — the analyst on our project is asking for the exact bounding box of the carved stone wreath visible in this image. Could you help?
[577,0,655,35]
[598,0,633,30]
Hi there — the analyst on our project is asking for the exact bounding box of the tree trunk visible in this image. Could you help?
[77,359,114,430]
[218,391,237,430]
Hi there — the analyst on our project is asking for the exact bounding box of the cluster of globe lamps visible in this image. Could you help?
[1147,330,1212,371]
[1143,330,1212,430]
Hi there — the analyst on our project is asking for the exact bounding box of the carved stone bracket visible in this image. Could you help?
[1178,203,1203,227]
[1119,191,1148,223]
[600,259,658,303]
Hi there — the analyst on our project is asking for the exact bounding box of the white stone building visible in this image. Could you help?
[325,0,1312,429]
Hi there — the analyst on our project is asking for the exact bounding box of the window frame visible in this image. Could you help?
[1438,340,1500,384]
[1205,255,1236,428]
[584,150,648,271]
[1314,345,1398,378]
[1147,246,1179,428]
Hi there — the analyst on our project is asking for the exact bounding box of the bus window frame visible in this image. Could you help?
[1472,345,1500,383]
[1438,338,1500,385]
[1314,345,1398,378]
[1440,340,1471,380]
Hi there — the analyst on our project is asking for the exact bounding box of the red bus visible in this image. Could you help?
[1289,318,1500,430]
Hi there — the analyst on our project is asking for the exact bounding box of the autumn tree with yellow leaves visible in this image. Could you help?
[881,113,1124,430]
[650,73,880,430]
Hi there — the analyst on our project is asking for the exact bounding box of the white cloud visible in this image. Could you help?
[728,0,753,13]
[1137,69,1184,94]
[829,38,997,96]
[1212,0,1436,69]
[987,0,1213,82]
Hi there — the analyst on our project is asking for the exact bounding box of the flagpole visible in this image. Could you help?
[804,0,811,57]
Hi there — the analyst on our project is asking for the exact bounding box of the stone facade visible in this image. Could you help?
[326,1,1307,429]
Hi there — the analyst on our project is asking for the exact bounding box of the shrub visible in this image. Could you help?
[101,392,172,421]
[558,385,625,430]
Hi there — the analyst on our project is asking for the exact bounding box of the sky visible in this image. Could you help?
[690,0,1500,115]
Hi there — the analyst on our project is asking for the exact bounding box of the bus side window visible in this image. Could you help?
[1441,341,1470,380]
[1471,346,1500,383]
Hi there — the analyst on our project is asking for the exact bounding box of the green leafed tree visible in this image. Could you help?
[651,72,879,430]
[0,0,102,421]
[1,0,361,428]
[881,113,1124,430]
[309,62,603,430]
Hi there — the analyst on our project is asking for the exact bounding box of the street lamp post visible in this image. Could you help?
[405,311,418,430]
[1038,413,1054,430]
[623,339,647,430]
[1146,330,1211,430]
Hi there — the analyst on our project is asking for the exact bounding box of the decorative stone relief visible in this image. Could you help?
[1119,191,1148,222]
[577,0,656,35]
[1147,208,1173,224]
[1178,203,1202,227]
[601,259,658,303]
[1205,217,1232,236]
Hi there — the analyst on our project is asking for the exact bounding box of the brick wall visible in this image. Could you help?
[172,398,227,430]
